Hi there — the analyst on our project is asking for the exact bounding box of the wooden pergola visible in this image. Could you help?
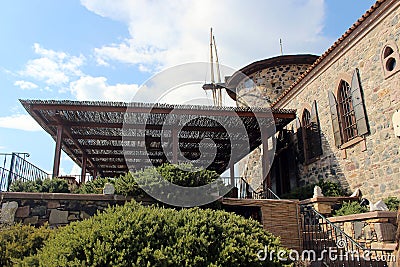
[21,100,296,184]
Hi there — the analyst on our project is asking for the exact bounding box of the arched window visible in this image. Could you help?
[297,101,322,164]
[328,69,369,148]
[302,109,312,159]
[337,80,358,142]
[381,42,400,78]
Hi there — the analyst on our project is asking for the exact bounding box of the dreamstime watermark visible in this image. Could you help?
[122,62,276,207]
[257,239,396,263]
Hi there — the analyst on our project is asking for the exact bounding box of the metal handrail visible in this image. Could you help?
[301,205,395,266]
[220,176,280,200]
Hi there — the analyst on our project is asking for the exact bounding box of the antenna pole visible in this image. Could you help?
[280,38,283,55]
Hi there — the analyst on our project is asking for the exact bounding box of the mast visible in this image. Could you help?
[213,35,222,106]
[210,28,216,105]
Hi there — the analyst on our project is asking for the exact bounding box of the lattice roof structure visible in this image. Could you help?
[21,100,296,178]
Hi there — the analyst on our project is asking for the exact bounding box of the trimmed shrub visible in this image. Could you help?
[9,178,70,193]
[0,224,53,266]
[333,201,368,217]
[114,171,144,197]
[281,180,346,200]
[384,196,400,212]
[115,164,221,198]
[74,177,115,194]
[34,201,289,266]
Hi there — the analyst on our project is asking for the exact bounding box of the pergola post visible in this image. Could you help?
[229,161,235,186]
[81,156,87,183]
[262,135,271,189]
[52,125,63,178]
[172,128,178,164]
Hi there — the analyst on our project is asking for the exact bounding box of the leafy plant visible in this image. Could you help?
[74,177,114,194]
[333,201,368,217]
[383,196,400,211]
[9,178,70,193]
[32,200,289,267]
[0,224,53,266]
[281,180,346,200]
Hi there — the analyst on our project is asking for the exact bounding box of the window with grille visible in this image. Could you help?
[297,101,323,164]
[302,109,313,159]
[328,69,369,148]
[337,80,358,142]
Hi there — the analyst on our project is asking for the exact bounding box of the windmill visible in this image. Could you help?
[202,28,224,106]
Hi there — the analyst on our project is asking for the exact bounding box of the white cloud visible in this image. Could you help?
[81,0,330,72]
[14,80,38,90]
[20,43,85,86]
[0,114,42,131]
[70,75,139,101]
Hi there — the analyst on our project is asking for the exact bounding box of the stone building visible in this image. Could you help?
[228,0,400,201]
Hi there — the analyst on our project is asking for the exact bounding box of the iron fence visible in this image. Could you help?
[300,205,394,266]
[0,153,50,191]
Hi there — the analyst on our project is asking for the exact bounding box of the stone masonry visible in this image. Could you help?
[276,1,400,201]
[0,192,152,227]
[236,57,316,189]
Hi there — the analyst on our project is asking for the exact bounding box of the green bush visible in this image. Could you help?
[280,184,314,200]
[33,201,289,266]
[0,224,53,266]
[114,171,144,197]
[115,164,221,197]
[281,180,346,200]
[384,196,400,211]
[333,201,368,217]
[9,178,70,193]
[76,164,221,198]
[74,177,115,194]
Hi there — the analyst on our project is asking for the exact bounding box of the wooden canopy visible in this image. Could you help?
[21,100,296,179]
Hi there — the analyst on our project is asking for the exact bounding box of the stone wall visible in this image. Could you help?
[237,63,311,105]
[328,211,398,251]
[0,192,152,227]
[275,1,400,201]
[236,60,314,189]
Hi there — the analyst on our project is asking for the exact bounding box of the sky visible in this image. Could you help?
[0,0,376,176]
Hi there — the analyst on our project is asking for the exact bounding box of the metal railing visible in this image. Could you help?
[253,188,280,200]
[301,205,394,266]
[0,153,50,191]
[220,176,280,199]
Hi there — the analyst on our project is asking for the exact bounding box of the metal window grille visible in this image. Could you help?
[338,81,358,142]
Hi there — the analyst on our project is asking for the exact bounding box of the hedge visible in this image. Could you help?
[9,178,70,193]
[0,224,53,266]
[76,163,221,198]
[33,201,289,266]
[280,180,346,200]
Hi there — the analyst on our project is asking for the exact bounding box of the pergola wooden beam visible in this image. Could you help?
[21,100,296,178]
[31,103,291,119]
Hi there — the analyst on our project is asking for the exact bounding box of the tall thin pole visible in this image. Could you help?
[210,28,216,106]
[213,35,222,106]
[280,38,283,55]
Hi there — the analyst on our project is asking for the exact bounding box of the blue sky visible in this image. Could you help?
[0,0,375,175]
